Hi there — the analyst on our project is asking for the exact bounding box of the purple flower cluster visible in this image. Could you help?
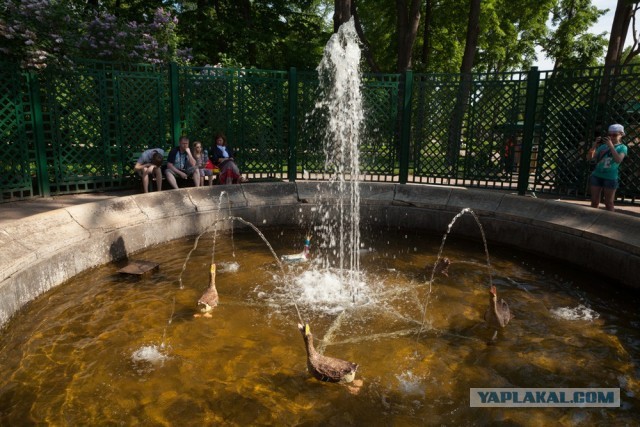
[1,1,189,69]
[0,0,65,68]
[78,8,183,65]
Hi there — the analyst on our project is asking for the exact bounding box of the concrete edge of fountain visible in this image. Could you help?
[1,182,638,328]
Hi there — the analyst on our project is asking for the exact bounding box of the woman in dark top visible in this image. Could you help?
[209,132,246,184]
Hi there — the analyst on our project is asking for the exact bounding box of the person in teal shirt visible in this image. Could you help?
[587,124,628,211]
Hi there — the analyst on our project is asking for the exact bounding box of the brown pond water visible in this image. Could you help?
[1,227,639,425]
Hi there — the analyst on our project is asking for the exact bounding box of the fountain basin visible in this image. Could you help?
[1,182,639,328]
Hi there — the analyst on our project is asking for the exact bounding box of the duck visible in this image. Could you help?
[484,284,513,341]
[281,236,311,263]
[298,323,358,383]
[194,264,218,318]
[430,257,451,277]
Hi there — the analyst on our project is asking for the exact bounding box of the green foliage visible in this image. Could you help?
[418,0,469,73]
[175,0,331,69]
[0,0,623,74]
[476,0,555,72]
[540,0,608,69]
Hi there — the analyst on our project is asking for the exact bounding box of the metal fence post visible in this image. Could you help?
[169,62,181,144]
[28,72,50,197]
[517,66,540,195]
[288,67,298,182]
[399,70,413,184]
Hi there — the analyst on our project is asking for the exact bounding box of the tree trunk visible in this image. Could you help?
[447,0,481,172]
[334,0,352,33]
[599,0,634,104]
[240,0,256,65]
[396,0,422,73]
[351,0,381,73]
[421,0,433,69]
[621,2,640,65]
[459,0,480,75]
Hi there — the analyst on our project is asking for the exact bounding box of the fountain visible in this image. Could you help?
[1,17,640,426]
[312,18,364,298]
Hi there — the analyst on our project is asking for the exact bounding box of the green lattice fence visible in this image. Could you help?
[236,69,288,177]
[463,72,527,188]
[535,68,603,195]
[37,61,169,195]
[410,71,528,190]
[1,60,639,203]
[114,65,171,178]
[601,65,640,201]
[360,74,400,181]
[181,67,288,178]
[0,63,35,201]
[411,73,463,182]
[532,65,640,200]
[296,70,324,178]
[180,66,236,151]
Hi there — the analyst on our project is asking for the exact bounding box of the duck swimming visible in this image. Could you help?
[484,285,513,341]
[194,264,218,318]
[281,236,311,263]
[298,323,358,383]
[430,257,451,277]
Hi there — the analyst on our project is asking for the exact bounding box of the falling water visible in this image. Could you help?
[419,208,493,335]
[178,191,233,288]
[314,17,364,297]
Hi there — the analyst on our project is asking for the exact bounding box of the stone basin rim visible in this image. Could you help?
[1,182,638,329]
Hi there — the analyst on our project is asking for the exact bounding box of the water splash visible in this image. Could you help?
[289,269,371,316]
[551,304,600,321]
[314,17,364,301]
[131,344,170,368]
[218,261,240,273]
[396,370,426,397]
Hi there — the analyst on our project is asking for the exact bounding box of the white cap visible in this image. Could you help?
[608,124,625,134]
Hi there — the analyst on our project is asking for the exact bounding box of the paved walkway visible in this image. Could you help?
[1,188,639,226]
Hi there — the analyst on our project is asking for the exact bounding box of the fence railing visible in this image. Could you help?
[1,60,639,203]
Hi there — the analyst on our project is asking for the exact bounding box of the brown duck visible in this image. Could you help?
[484,285,513,341]
[431,257,451,277]
[195,264,218,318]
[298,323,358,383]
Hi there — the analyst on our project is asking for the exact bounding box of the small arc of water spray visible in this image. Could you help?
[178,192,233,288]
[176,209,305,327]
[417,208,493,339]
[178,228,211,289]
[160,297,176,349]
[317,310,346,353]
[211,191,235,264]
[225,216,305,326]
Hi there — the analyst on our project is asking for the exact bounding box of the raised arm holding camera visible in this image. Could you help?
[587,124,628,211]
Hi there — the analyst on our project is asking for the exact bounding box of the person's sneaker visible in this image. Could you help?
[239,176,248,183]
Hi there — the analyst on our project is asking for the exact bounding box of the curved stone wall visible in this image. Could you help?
[1,182,639,328]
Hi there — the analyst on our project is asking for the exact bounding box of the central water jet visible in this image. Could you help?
[313,18,364,299]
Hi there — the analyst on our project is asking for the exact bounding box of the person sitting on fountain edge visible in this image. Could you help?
[134,148,165,193]
[165,136,199,189]
[208,132,247,185]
